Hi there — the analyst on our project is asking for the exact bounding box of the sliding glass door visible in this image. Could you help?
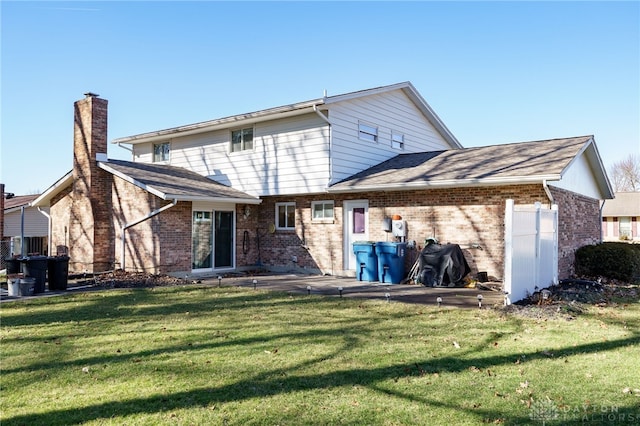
[192,210,234,271]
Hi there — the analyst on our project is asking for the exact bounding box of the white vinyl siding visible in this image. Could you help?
[548,153,602,200]
[330,89,453,184]
[141,113,330,197]
[3,207,49,237]
[129,87,455,197]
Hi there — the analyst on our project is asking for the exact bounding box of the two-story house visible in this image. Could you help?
[32,82,613,292]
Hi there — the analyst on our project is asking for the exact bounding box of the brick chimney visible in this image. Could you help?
[69,93,114,273]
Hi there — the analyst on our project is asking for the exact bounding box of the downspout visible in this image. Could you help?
[117,142,134,154]
[599,199,606,242]
[20,206,25,256]
[313,104,332,186]
[37,207,52,256]
[543,179,554,207]
[117,142,134,161]
[120,199,178,271]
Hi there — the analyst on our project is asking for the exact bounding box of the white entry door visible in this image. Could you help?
[343,200,369,271]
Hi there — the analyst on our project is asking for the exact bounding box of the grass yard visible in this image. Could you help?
[1,285,639,425]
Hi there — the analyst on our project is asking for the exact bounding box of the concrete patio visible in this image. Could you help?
[1,272,506,308]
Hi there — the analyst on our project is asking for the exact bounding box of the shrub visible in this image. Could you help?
[574,242,640,282]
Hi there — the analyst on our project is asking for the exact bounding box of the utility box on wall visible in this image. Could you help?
[392,220,406,237]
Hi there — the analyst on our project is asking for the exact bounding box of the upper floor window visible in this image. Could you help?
[358,122,378,142]
[312,201,334,222]
[276,202,296,230]
[391,132,405,150]
[231,127,254,152]
[153,142,170,162]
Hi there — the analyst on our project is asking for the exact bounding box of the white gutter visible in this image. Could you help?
[37,207,52,256]
[112,104,320,145]
[120,199,177,270]
[313,104,333,186]
[328,175,562,194]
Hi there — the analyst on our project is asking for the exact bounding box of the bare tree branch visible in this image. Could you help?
[609,154,640,192]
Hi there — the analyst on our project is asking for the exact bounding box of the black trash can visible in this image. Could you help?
[48,256,70,291]
[21,256,48,294]
[5,257,21,274]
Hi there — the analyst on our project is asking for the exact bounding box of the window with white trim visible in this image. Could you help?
[358,122,378,142]
[391,132,404,150]
[231,127,254,152]
[153,142,170,162]
[311,201,334,222]
[276,202,296,230]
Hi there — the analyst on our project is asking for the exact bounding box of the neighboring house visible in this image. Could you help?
[32,83,614,295]
[2,192,49,258]
[602,192,640,242]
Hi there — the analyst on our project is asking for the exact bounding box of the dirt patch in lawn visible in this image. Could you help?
[500,277,639,320]
[91,270,191,288]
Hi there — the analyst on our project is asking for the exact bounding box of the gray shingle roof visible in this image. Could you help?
[329,136,594,192]
[100,160,261,203]
[602,192,640,217]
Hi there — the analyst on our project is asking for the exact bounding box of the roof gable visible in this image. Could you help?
[112,82,461,149]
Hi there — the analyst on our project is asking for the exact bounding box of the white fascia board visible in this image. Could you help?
[5,205,33,214]
[322,82,411,103]
[30,172,73,207]
[167,195,262,204]
[401,83,463,149]
[112,102,322,145]
[327,175,561,194]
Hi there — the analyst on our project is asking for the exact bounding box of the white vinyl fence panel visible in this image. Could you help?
[504,200,558,305]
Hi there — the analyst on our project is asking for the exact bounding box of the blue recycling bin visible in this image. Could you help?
[353,241,378,282]
[375,242,407,284]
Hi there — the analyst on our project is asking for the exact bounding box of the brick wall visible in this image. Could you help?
[50,185,73,258]
[549,186,602,278]
[112,175,192,274]
[244,184,551,279]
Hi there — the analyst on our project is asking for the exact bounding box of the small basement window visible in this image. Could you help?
[312,201,334,222]
[153,142,170,162]
[231,127,254,152]
[358,122,378,142]
[276,202,296,230]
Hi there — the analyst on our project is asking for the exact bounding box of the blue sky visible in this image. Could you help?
[2,1,638,195]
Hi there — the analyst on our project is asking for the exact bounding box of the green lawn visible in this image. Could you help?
[1,285,639,425]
